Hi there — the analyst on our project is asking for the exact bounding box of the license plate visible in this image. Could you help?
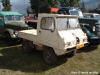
[77,43,84,49]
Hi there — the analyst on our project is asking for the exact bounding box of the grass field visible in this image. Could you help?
[0,38,100,75]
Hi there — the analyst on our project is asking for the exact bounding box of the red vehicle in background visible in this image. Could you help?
[25,7,59,29]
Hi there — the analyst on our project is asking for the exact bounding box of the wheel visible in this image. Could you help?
[67,49,76,57]
[3,31,21,45]
[3,32,14,45]
[4,32,12,40]
[43,47,57,65]
[22,39,35,53]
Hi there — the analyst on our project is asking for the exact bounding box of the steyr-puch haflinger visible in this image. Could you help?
[18,14,88,64]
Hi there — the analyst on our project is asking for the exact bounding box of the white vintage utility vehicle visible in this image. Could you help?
[18,14,88,64]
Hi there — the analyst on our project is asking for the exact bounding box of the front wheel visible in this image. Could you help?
[22,39,35,53]
[43,47,58,65]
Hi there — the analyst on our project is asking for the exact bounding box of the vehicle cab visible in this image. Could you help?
[37,14,88,54]
[54,14,88,50]
[37,14,78,55]
[56,15,88,49]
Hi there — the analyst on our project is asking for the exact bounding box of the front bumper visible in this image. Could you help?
[67,47,76,52]
[55,46,76,56]
[76,42,88,49]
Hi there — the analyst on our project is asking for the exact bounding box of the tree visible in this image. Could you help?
[47,0,80,7]
[2,0,11,11]
[30,0,80,15]
[30,0,50,16]
[68,0,80,7]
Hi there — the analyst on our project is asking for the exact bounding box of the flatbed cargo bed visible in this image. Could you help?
[18,29,37,42]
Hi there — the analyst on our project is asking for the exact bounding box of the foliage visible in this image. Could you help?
[68,0,80,6]
[30,0,80,13]
[2,0,11,11]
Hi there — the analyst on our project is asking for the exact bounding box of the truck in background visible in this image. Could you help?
[80,0,100,13]
[0,11,29,43]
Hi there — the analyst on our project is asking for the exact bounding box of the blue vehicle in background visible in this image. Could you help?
[0,11,28,43]
[81,25,100,45]
[83,13,100,37]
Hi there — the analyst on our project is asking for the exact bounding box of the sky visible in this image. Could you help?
[80,0,100,10]
[8,0,100,15]
[10,0,100,14]
[10,0,30,15]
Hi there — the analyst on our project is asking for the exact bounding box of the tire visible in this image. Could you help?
[67,50,76,57]
[22,39,35,53]
[4,32,12,40]
[43,47,57,65]
[4,32,14,44]
[3,32,21,45]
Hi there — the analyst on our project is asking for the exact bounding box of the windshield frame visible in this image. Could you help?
[40,17,55,32]
[4,15,24,22]
[56,17,80,31]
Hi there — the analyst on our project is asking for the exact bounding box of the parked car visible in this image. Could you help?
[83,13,100,37]
[81,25,100,45]
[0,11,29,42]
[58,7,83,18]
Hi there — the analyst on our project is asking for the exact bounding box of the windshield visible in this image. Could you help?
[5,15,23,21]
[94,15,100,20]
[69,10,83,18]
[57,17,80,30]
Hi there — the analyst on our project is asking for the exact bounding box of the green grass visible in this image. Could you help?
[0,40,100,75]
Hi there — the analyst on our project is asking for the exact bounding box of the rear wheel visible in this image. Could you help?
[43,47,57,65]
[22,39,35,53]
